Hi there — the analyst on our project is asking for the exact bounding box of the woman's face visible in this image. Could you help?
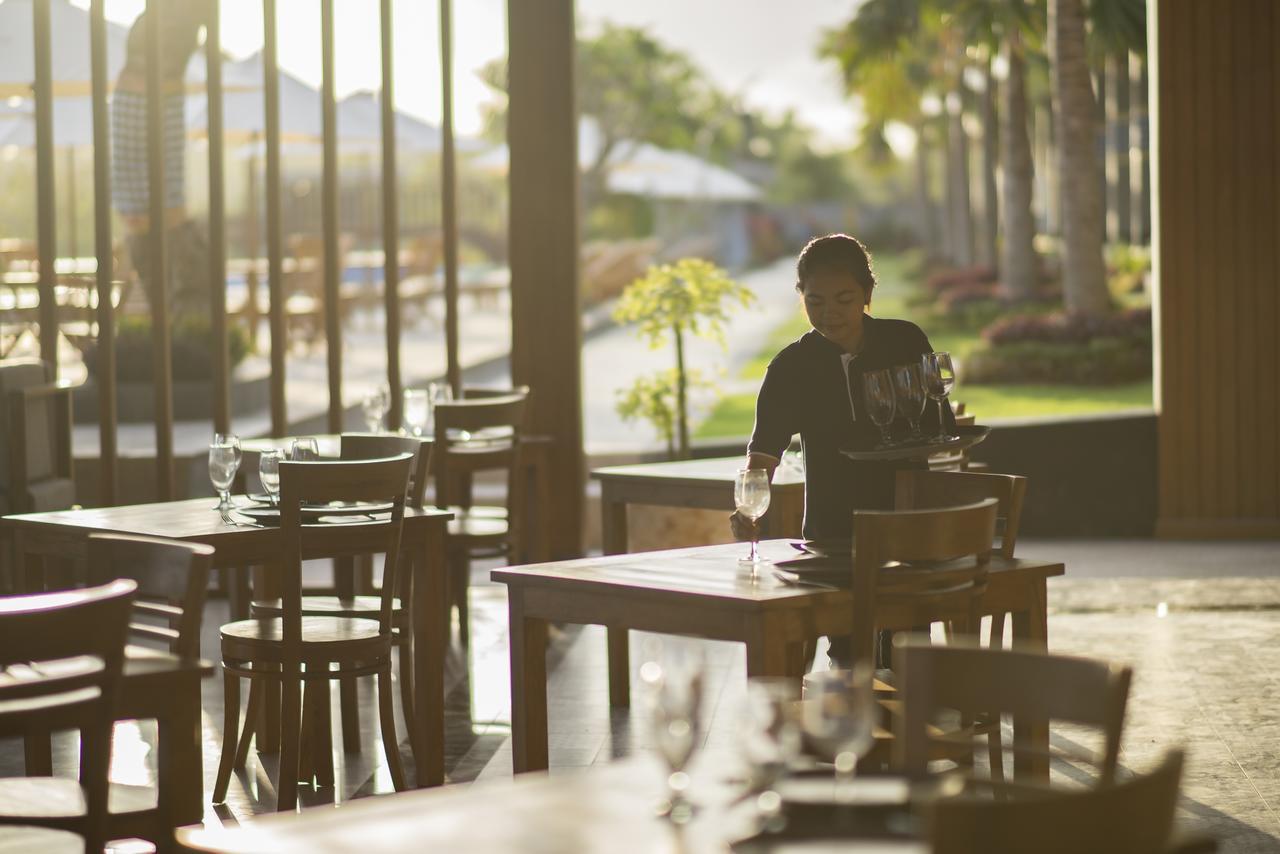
[799,269,869,353]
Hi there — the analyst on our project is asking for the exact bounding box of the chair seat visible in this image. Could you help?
[220,616,389,663]
[447,513,509,540]
[0,825,82,854]
[0,777,156,818]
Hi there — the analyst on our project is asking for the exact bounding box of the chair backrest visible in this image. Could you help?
[895,470,1028,559]
[85,533,215,660]
[850,499,999,667]
[432,389,529,515]
[0,580,136,851]
[0,359,64,509]
[278,455,413,642]
[894,640,1132,784]
[340,434,433,509]
[928,749,1184,854]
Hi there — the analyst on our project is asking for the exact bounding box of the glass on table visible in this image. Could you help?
[208,433,241,510]
[361,385,390,433]
[403,389,430,437]
[289,436,320,461]
[890,362,928,441]
[734,468,772,569]
[801,663,876,804]
[258,449,283,507]
[862,368,897,449]
[921,351,957,443]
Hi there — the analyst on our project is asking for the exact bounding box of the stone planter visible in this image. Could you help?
[72,370,270,424]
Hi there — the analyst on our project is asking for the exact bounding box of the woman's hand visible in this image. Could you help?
[729,510,758,542]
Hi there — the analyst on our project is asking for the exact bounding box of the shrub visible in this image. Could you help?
[924,265,997,294]
[981,307,1152,347]
[964,338,1152,385]
[83,316,249,383]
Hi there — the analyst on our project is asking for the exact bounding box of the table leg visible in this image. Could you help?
[607,628,630,708]
[508,590,548,774]
[412,525,447,787]
[252,564,281,754]
[158,673,204,825]
[532,454,552,562]
[1012,578,1050,781]
[600,484,628,556]
[745,622,789,679]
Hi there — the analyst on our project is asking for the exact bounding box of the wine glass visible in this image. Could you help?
[289,436,320,461]
[862,369,897,449]
[403,389,430,438]
[891,362,928,441]
[361,386,390,432]
[430,382,464,440]
[641,648,705,824]
[258,449,283,507]
[921,351,957,443]
[208,434,240,511]
[801,664,876,804]
[734,468,771,568]
[741,677,801,822]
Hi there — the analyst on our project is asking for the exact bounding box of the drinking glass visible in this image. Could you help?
[258,449,283,507]
[921,351,957,443]
[361,386,390,433]
[741,677,801,818]
[641,648,705,824]
[862,369,897,449]
[891,362,928,441]
[430,382,465,440]
[208,434,240,510]
[289,436,320,461]
[801,664,876,803]
[734,468,772,567]
[403,389,430,438]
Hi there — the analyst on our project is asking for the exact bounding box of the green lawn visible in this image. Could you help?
[695,250,1153,440]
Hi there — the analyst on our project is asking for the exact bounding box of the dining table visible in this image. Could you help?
[492,539,1063,781]
[0,497,455,790]
[175,754,930,853]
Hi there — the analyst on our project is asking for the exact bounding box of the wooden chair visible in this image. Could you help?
[84,533,214,844]
[927,749,1189,854]
[248,435,430,754]
[894,639,1132,789]
[213,454,413,811]
[0,580,136,853]
[433,389,529,646]
[0,359,74,517]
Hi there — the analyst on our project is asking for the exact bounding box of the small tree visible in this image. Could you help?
[613,258,755,458]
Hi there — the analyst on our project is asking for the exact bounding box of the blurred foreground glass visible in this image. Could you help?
[403,389,430,437]
[362,386,390,432]
[742,676,801,822]
[258,449,282,506]
[891,362,928,440]
[289,436,319,461]
[862,369,897,448]
[641,648,705,824]
[734,468,771,568]
[921,351,956,443]
[208,433,240,510]
[801,664,876,803]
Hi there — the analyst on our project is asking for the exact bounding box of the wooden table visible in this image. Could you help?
[176,756,928,853]
[492,539,1064,779]
[0,499,454,790]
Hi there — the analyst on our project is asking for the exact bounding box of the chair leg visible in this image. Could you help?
[377,668,407,792]
[450,553,470,647]
[988,715,1006,791]
[304,677,334,789]
[340,677,362,753]
[397,639,420,761]
[988,611,1007,650]
[276,663,303,812]
[213,668,240,804]
[235,678,263,771]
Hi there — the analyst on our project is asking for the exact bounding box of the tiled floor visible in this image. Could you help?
[3,539,1280,852]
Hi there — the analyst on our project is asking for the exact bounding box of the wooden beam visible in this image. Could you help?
[440,0,461,396]
[32,0,57,374]
[321,0,342,433]
[206,0,231,437]
[145,0,175,499]
[89,0,116,505]
[380,0,403,429]
[264,0,287,436]
[507,0,585,558]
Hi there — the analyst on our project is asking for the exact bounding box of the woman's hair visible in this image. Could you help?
[795,233,877,298]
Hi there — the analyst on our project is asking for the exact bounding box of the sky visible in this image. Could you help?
[78,0,862,148]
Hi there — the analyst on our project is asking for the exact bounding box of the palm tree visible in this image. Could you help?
[1001,22,1039,302]
[1049,0,1110,315]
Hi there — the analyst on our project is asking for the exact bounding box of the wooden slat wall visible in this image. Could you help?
[1154,0,1280,537]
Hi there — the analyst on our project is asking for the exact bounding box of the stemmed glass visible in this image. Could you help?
[208,433,241,511]
[862,369,897,449]
[741,677,801,824]
[734,468,771,568]
[801,664,876,804]
[361,386,390,433]
[641,648,705,824]
[430,382,465,440]
[258,449,283,507]
[289,436,320,461]
[891,362,928,441]
[403,389,430,438]
[921,351,957,443]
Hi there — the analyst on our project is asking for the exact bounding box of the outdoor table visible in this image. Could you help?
[492,539,1063,781]
[1,499,455,789]
[175,755,929,853]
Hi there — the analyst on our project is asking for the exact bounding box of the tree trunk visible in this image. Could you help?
[1135,54,1150,243]
[946,85,975,267]
[1094,61,1110,242]
[938,117,955,261]
[1049,0,1111,314]
[1112,49,1131,244]
[673,323,689,459]
[914,122,938,251]
[980,59,999,270]
[1001,28,1038,302]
